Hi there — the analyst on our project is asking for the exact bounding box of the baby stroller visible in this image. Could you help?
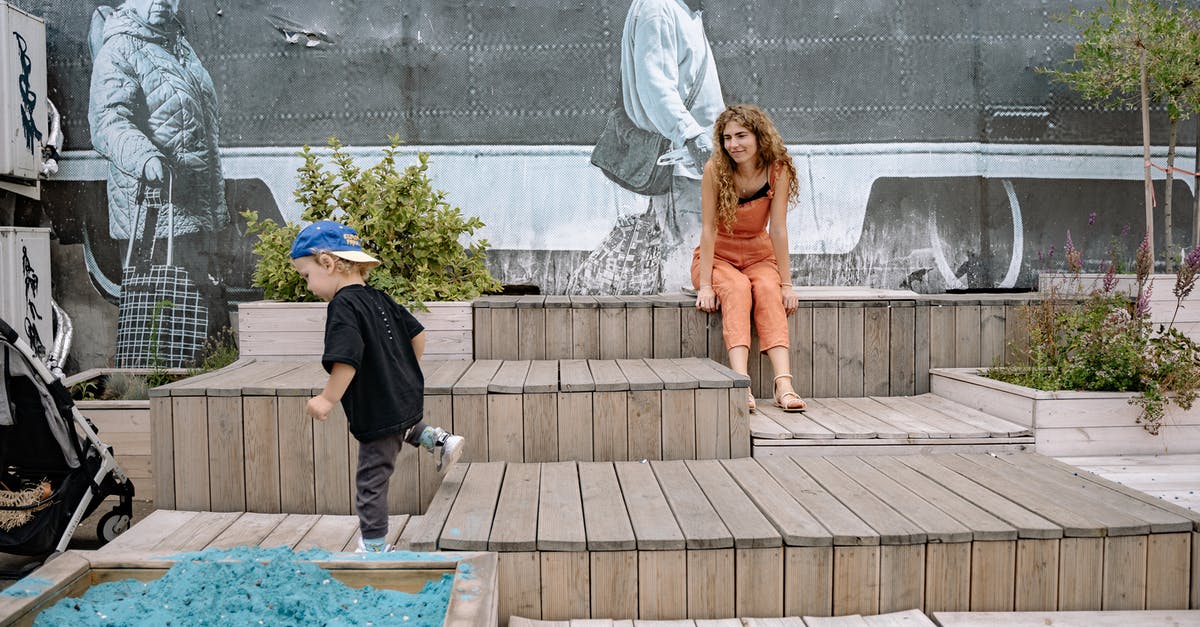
[0,317,134,561]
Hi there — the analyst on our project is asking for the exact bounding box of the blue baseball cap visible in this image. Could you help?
[290,220,380,266]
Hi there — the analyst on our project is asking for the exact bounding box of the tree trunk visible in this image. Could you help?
[1141,46,1155,268]
[1165,117,1177,271]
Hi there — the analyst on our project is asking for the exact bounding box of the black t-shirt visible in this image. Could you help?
[322,284,425,441]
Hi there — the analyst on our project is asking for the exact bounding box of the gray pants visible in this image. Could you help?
[355,421,426,538]
[653,176,703,294]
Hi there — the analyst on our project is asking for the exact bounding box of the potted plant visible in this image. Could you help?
[932,235,1200,455]
[239,137,500,360]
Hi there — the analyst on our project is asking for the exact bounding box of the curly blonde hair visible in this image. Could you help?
[710,105,798,232]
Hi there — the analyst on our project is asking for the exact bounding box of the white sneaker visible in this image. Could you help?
[435,434,465,472]
[355,537,391,553]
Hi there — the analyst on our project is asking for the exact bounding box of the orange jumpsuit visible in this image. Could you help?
[690,165,789,352]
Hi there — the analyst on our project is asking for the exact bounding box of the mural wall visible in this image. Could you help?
[4,0,1198,369]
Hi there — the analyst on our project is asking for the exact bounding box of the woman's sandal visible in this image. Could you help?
[773,374,807,412]
[747,389,757,413]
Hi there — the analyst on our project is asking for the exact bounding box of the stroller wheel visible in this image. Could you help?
[97,510,131,544]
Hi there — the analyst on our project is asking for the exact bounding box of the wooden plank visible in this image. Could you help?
[652,460,733,549]
[758,456,878,547]
[341,514,410,552]
[171,396,210,510]
[722,458,832,546]
[689,548,737,619]
[100,509,198,553]
[488,462,540,551]
[863,305,890,396]
[578,462,636,551]
[838,306,866,397]
[840,396,945,439]
[794,457,926,545]
[1146,532,1191,610]
[864,609,939,626]
[628,389,664,461]
[932,610,1200,626]
[613,461,685,550]
[756,404,834,439]
[929,304,956,369]
[242,396,281,513]
[833,545,882,615]
[615,359,664,391]
[540,552,590,620]
[258,513,320,548]
[729,387,752,458]
[499,552,541,622]
[524,360,559,393]
[879,543,926,613]
[1103,535,1147,610]
[792,306,815,398]
[685,459,780,548]
[207,398,245,512]
[914,303,931,394]
[652,302,683,358]
[424,359,472,394]
[473,306,491,359]
[871,395,990,438]
[589,359,630,392]
[737,547,785,617]
[277,396,316,513]
[980,304,1006,367]
[925,541,972,612]
[889,303,917,396]
[557,391,593,462]
[537,461,586,551]
[488,393,525,462]
[1058,536,1105,611]
[1037,455,1200,529]
[812,306,839,398]
[294,514,358,551]
[453,359,504,394]
[694,388,723,459]
[206,512,286,549]
[151,395,175,508]
[970,540,1016,611]
[750,412,794,439]
[518,301,547,360]
[419,394,453,511]
[488,360,531,393]
[955,304,982,367]
[785,546,834,616]
[638,550,687,619]
[810,397,908,439]
[672,357,732,388]
[906,394,1032,437]
[524,392,559,463]
[453,394,489,463]
[594,391,629,461]
[598,302,628,360]
[1015,538,1060,611]
[591,551,638,619]
[680,304,709,358]
[559,359,596,392]
[625,299,654,358]
[441,461,505,550]
[491,303,520,361]
[572,296,601,359]
[312,403,351,514]
[408,462,468,551]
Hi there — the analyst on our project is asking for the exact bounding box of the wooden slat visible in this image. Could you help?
[453,360,503,394]
[863,304,891,396]
[207,512,286,549]
[758,456,878,547]
[441,461,505,550]
[889,303,917,396]
[557,391,593,461]
[906,394,1032,437]
[613,461,686,550]
[749,412,794,439]
[651,460,734,549]
[312,403,351,515]
[538,461,586,551]
[840,397,945,439]
[625,298,654,359]
[871,396,989,438]
[661,389,698,460]
[171,396,210,510]
[598,298,628,360]
[627,389,664,461]
[572,296,601,359]
[488,360,531,393]
[524,360,560,393]
[812,305,839,397]
[409,462,468,551]
[276,396,316,513]
[671,357,733,388]
[559,359,596,392]
[591,550,638,619]
[827,456,973,543]
[488,463,540,551]
[756,404,835,439]
[593,390,629,461]
[589,359,630,391]
[839,305,866,397]
[517,298,547,361]
[810,397,909,439]
[652,301,683,358]
[294,514,359,551]
[425,359,472,394]
[862,456,1017,541]
[685,459,780,548]
[579,462,637,551]
[722,458,831,546]
[932,610,1200,626]
[524,392,559,463]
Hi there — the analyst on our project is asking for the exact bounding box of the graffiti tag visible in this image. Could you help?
[22,245,46,358]
[13,31,41,154]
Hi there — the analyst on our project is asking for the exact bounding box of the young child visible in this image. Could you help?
[290,219,464,553]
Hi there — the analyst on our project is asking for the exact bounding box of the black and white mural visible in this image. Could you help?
[4,0,1197,367]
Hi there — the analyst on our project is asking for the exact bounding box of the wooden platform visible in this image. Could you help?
[1058,454,1200,513]
[148,357,751,515]
[750,395,1034,456]
[511,609,936,626]
[472,292,1037,399]
[411,452,1200,623]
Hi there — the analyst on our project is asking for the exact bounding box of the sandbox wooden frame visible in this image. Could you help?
[0,549,498,626]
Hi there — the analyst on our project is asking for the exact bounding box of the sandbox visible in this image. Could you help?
[0,547,497,626]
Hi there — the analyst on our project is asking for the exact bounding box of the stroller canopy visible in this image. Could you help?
[0,318,80,471]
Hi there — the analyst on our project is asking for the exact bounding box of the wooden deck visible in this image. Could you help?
[511,610,936,626]
[511,611,1200,627]
[411,452,1200,623]
[1058,454,1200,513]
[750,395,1033,456]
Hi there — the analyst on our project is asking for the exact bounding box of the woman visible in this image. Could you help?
[692,105,805,412]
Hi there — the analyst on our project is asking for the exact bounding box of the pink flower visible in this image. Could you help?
[1065,230,1083,273]
[1134,234,1152,285]
[1103,261,1118,293]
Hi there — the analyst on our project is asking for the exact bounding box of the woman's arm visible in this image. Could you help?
[768,163,798,315]
[695,161,719,312]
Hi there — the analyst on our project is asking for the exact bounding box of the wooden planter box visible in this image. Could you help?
[1038,272,1200,342]
[930,367,1200,456]
[238,300,473,361]
[0,549,498,626]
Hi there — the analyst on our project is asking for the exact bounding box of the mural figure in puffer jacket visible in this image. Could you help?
[87,0,230,347]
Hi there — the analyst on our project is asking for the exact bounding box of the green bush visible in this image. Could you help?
[243,136,500,310]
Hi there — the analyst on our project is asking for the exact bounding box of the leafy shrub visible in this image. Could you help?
[988,234,1200,434]
[101,371,149,401]
[189,326,240,375]
[243,136,500,310]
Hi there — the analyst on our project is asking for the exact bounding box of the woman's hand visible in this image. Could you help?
[696,285,719,312]
[780,284,798,315]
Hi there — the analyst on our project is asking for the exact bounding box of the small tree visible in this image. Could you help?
[1043,0,1200,270]
[243,136,500,309]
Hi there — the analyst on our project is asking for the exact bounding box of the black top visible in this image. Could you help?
[738,181,771,204]
[322,284,425,441]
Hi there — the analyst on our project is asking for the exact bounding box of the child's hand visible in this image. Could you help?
[306,395,334,421]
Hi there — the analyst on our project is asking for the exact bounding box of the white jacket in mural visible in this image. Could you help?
[620,0,724,179]
[88,8,227,241]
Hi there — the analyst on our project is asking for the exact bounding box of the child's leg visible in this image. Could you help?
[355,432,405,548]
[405,421,465,472]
